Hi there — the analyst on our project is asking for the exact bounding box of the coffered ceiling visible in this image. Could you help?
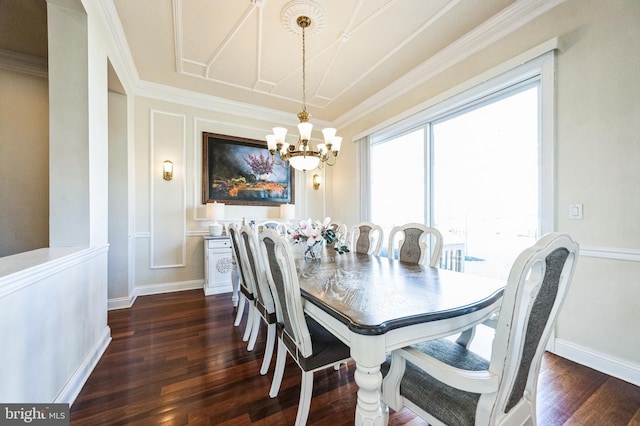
[1,0,566,125]
[114,0,522,123]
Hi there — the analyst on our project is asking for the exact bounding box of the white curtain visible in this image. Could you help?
[355,135,371,222]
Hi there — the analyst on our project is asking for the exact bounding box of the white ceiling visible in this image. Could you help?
[112,0,536,124]
[1,0,565,125]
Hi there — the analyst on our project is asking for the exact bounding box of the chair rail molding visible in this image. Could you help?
[579,246,640,263]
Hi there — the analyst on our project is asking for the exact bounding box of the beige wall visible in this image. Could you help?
[130,96,323,292]
[0,68,49,257]
[328,0,640,372]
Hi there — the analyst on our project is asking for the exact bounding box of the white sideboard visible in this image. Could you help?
[203,236,233,296]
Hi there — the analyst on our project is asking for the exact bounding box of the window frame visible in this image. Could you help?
[364,51,556,235]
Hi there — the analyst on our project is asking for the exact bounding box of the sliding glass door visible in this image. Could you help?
[431,84,539,279]
[370,82,541,280]
[371,128,425,235]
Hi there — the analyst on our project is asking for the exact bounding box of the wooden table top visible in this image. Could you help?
[295,252,505,335]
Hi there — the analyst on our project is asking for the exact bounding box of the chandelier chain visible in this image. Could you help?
[301,23,307,113]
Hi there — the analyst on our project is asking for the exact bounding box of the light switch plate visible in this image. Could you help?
[569,203,583,220]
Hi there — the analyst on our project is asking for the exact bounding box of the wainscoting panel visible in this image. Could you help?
[150,110,186,269]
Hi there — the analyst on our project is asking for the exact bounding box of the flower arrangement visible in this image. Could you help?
[244,153,273,176]
[289,217,349,258]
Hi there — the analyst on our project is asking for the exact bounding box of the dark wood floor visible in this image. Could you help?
[70,290,640,425]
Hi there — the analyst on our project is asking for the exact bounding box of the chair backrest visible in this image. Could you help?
[350,221,383,255]
[258,229,313,358]
[239,225,275,316]
[329,221,349,247]
[256,220,287,235]
[387,223,443,267]
[228,223,251,295]
[485,233,579,423]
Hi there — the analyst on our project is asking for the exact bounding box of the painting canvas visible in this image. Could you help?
[203,132,294,206]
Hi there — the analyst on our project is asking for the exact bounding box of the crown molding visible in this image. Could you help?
[0,49,47,78]
[135,78,335,129]
[96,0,140,93]
[135,80,289,124]
[99,0,566,131]
[334,0,567,129]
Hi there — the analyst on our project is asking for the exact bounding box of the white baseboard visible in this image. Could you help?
[552,338,640,387]
[107,280,205,310]
[108,294,136,310]
[56,326,112,406]
[133,279,204,297]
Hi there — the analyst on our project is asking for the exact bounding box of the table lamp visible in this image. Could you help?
[280,203,295,221]
[206,201,225,236]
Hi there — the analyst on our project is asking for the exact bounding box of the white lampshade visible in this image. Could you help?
[331,136,342,152]
[322,128,336,142]
[206,201,225,220]
[280,203,295,220]
[289,154,320,171]
[206,202,226,236]
[273,127,287,143]
[297,122,313,140]
[280,142,290,155]
[265,134,277,151]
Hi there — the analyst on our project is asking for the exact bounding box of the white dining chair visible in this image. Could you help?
[258,228,351,426]
[255,220,287,235]
[387,223,443,267]
[382,233,579,426]
[350,221,384,255]
[228,223,255,343]
[238,224,277,373]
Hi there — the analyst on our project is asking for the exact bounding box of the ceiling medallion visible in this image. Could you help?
[281,0,326,36]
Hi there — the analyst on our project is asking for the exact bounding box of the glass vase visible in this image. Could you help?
[304,240,324,260]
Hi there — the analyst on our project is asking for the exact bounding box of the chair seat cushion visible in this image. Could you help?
[255,299,276,324]
[302,316,351,371]
[239,285,254,300]
[384,339,490,426]
[279,316,351,372]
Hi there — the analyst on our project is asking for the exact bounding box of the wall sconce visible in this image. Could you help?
[162,160,174,181]
[312,174,321,190]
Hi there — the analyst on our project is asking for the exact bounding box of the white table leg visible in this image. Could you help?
[350,333,387,426]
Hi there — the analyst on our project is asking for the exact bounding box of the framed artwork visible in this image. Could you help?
[202,132,294,206]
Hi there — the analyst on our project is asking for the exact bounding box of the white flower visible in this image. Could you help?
[289,217,332,248]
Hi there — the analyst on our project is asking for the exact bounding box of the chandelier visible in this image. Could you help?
[265,15,341,172]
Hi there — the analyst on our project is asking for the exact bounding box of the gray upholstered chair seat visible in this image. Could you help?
[279,316,351,371]
[382,339,489,426]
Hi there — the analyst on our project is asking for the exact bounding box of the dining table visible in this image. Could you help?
[295,250,505,426]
